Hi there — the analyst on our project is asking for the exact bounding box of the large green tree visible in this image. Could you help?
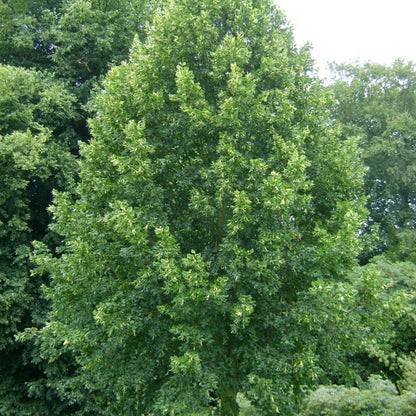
[329,60,416,256]
[35,0,367,414]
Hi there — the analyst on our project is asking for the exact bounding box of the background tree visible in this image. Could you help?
[301,60,416,413]
[0,64,77,415]
[0,1,162,413]
[329,60,416,257]
[34,0,368,414]
[301,359,416,416]
[0,0,62,69]
[0,0,164,143]
[297,253,416,415]
[51,0,161,102]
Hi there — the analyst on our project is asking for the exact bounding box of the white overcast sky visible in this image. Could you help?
[275,0,416,77]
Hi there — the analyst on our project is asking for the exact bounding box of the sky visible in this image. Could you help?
[275,0,416,78]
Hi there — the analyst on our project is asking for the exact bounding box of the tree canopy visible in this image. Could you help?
[330,60,416,256]
[0,1,162,413]
[34,0,368,414]
[1,1,415,415]
[0,63,77,416]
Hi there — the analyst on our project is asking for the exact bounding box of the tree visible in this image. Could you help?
[0,0,161,77]
[0,2,164,414]
[51,0,162,96]
[0,0,62,69]
[301,359,416,416]
[0,64,77,415]
[299,256,416,416]
[35,0,367,414]
[329,60,416,256]
[0,0,164,144]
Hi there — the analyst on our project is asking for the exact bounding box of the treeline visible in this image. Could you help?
[0,0,415,415]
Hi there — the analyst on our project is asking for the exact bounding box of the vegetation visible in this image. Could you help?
[0,0,415,415]
[0,64,77,415]
[330,60,416,257]
[302,370,416,416]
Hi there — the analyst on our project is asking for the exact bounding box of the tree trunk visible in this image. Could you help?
[220,386,239,416]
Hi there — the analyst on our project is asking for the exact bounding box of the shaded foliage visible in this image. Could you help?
[330,60,416,256]
[0,64,77,415]
[0,1,162,413]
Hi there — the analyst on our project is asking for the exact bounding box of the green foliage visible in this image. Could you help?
[0,0,61,69]
[326,59,416,414]
[34,0,367,414]
[290,266,400,384]
[329,60,416,255]
[0,1,166,414]
[300,255,416,416]
[0,0,161,76]
[0,63,78,143]
[0,0,164,144]
[302,377,400,416]
[0,63,76,344]
[52,0,158,81]
[306,255,416,384]
[0,1,168,414]
[302,361,416,416]
[0,64,77,415]
[363,258,416,362]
